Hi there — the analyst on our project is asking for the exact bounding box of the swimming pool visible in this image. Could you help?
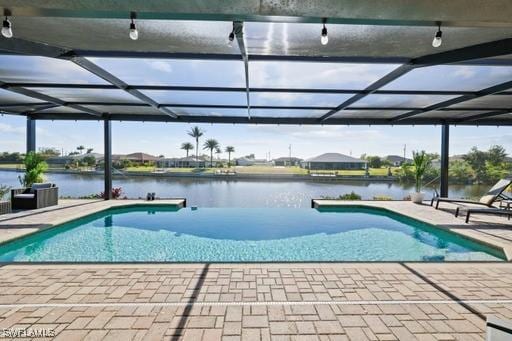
[0,205,504,262]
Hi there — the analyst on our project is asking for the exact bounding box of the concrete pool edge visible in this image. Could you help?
[0,199,186,246]
[313,199,512,261]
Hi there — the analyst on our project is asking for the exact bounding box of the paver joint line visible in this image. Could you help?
[1,299,511,309]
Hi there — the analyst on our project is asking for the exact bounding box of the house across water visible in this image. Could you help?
[273,157,303,167]
[304,153,367,170]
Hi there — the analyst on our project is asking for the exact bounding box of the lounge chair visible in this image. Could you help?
[430,178,512,217]
[465,207,512,223]
[11,183,58,210]
[487,316,512,340]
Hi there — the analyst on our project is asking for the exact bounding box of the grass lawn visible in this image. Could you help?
[125,166,216,174]
[0,163,24,169]
[310,167,400,176]
[0,163,400,177]
[234,166,307,175]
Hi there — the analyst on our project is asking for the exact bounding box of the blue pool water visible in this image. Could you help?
[0,205,504,262]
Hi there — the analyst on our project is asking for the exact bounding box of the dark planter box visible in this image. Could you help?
[0,201,11,215]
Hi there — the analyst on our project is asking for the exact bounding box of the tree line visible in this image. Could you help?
[397,145,510,185]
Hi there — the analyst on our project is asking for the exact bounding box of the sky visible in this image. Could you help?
[1,54,512,160]
[1,114,512,160]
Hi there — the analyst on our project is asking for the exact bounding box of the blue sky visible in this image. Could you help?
[1,114,512,159]
[1,55,512,159]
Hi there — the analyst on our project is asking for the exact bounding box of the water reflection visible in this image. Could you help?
[0,171,489,208]
[104,215,113,262]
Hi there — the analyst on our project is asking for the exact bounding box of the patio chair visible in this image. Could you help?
[465,207,512,223]
[430,179,512,216]
[11,183,58,210]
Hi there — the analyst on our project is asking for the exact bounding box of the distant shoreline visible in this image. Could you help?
[0,167,398,182]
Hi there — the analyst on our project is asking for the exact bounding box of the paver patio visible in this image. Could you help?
[0,263,511,340]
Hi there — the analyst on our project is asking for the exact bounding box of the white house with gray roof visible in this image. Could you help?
[304,153,367,170]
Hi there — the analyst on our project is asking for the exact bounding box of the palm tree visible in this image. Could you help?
[215,147,222,159]
[181,142,194,157]
[187,126,204,164]
[77,145,85,155]
[225,146,235,167]
[203,139,219,168]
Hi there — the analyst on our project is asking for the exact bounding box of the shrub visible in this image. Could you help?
[99,187,124,199]
[18,151,48,187]
[338,191,361,200]
[0,184,10,200]
[320,192,362,200]
[412,150,432,193]
[338,191,362,200]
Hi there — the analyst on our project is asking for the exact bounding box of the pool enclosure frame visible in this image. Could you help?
[2,0,512,198]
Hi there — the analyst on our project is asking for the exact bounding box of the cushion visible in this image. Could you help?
[14,194,35,199]
[30,183,53,193]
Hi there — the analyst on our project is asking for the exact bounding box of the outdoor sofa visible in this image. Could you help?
[11,183,58,210]
[430,178,512,217]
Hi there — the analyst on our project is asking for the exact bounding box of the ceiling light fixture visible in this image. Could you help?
[432,22,442,48]
[129,12,138,41]
[227,28,235,47]
[2,15,12,38]
[321,19,328,45]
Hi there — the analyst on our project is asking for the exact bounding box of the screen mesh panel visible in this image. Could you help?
[0,88,46,104]
[355,94,458,108]
[0,55,108,84]
[250,109,326,117]
[169,107,248,117]
[249,61,399,89]
[250,93,350,107]
[89,58,246,87]
[450,95,512,109]
[382,65,512,91]
[330,110,410,119]
[143,91,247,105]
[28,88,143,103]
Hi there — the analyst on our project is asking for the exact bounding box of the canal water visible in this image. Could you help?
[0,170,489,208]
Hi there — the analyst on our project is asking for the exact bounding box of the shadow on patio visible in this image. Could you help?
[171,263,211,340]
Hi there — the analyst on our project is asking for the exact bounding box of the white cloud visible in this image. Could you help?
[0,123,24,134]
[250,62,396,89]
[452,66,476,79]
[148,61,173,73]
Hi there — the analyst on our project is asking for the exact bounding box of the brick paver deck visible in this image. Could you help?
[0,263,511,340]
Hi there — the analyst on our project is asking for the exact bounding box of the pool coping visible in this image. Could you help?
[313,199,512,261]
[0,199,186,246]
